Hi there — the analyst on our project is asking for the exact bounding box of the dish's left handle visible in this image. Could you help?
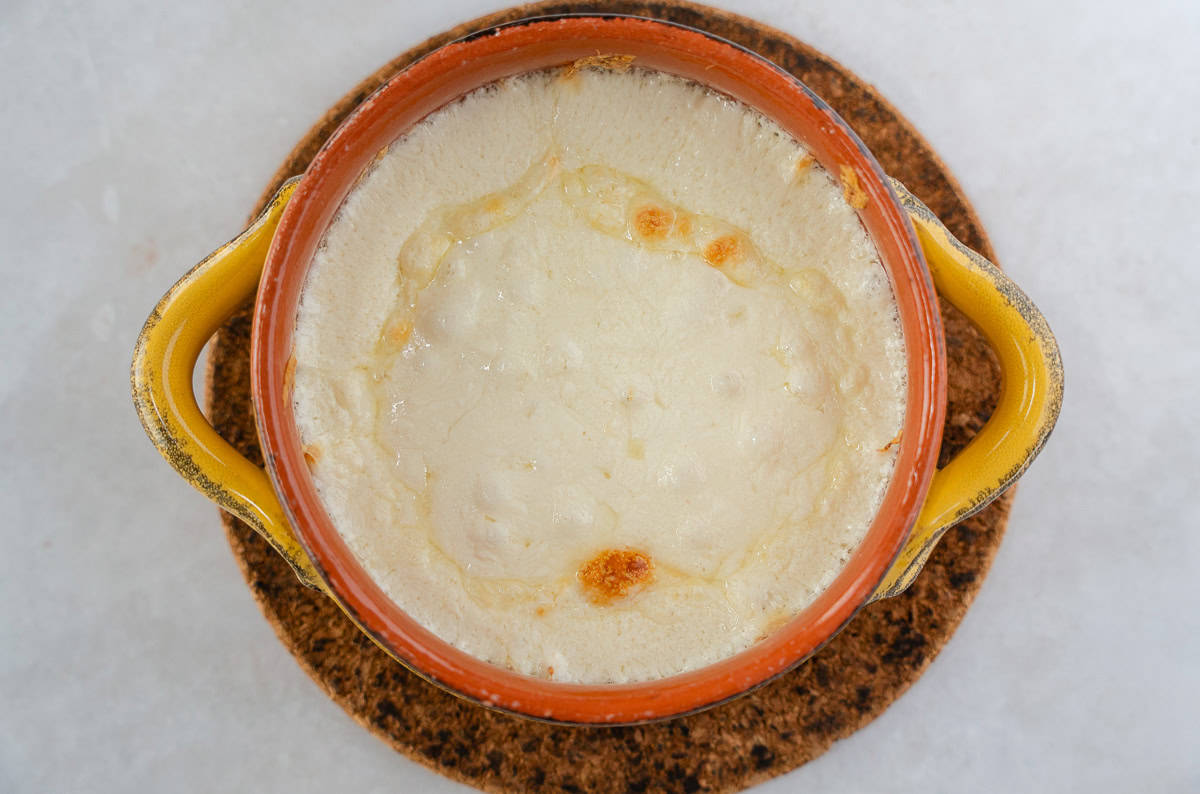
[130,177,323,590]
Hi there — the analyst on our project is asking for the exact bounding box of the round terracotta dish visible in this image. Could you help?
[132,15,1062,725]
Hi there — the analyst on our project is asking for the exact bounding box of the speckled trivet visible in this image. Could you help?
[204,3,1009,791]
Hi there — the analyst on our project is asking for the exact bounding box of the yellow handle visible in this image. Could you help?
[130,177,323,590]
[872,180,1063,600]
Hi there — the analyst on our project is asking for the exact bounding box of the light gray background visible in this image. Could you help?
[2,1,1197,791]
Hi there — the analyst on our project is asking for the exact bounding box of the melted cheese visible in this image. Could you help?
[292,68,906,683]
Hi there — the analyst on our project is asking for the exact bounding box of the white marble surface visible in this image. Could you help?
[2,0,1197,791]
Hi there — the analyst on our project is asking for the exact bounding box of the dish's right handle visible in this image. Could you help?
[871,179,1064,601]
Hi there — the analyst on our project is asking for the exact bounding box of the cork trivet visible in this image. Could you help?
[205,3,1009,791]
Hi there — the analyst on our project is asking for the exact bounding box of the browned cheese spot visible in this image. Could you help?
[386,319,413,346]
[879,429,903,452]
[794,154,815,177]
[578,548,654,604]
[634,205,673,240]
[562,53,636,78]
[703,234,743,268]
[839,165,869,209]
[283,354,297,396]
[758,609,795,641]
[302,444,321,467]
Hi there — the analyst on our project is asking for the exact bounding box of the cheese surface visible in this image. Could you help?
[292,68,906,683]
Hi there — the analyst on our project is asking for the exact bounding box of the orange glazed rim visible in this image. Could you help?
[251,15,946,725]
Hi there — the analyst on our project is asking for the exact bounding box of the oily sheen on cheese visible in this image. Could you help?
[292,68,906,684]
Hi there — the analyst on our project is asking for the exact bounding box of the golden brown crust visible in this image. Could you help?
[302,444,322,467]
[562,53,636,78]
[283,354,297,396]
[794,153,814,178]
[839,164,869,209]
[703,234,743,267]
[385,318,413,346]
[879,429,903,453]
[578,548,654,603]
[633,205,673,240]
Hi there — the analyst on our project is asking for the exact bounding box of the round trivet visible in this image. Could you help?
[205,3,1010,791]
